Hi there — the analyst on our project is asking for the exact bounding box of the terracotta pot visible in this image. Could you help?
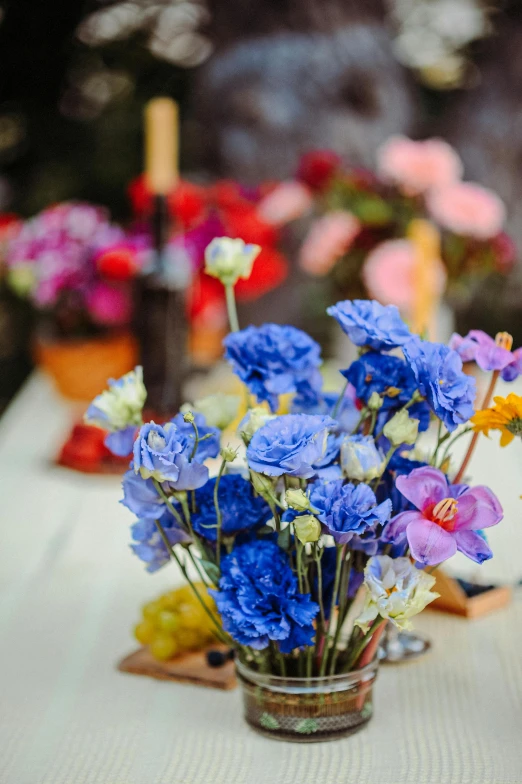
[34,330,138,401]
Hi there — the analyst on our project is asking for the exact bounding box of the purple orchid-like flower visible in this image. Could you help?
[449,330,521,381]
[382,466,503,566]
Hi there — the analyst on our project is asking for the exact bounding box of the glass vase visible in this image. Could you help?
[236,658,379,743]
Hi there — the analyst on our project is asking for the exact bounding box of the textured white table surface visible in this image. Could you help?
[1,374,521,784]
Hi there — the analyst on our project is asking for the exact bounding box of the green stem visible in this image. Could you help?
[332,379,349,419]
[344,617,386,672]
[213,459,227,570]
[320,545,343,677]
[153,518,227,643]
[188,418,200,461]
[225,284,240,333]
[179,494,196,540]
[437,426,473,469]
[329,551,351,675]
[153,480,186,530]
[187,549,212,587]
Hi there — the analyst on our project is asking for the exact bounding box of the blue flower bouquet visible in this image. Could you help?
[87,237,511,742]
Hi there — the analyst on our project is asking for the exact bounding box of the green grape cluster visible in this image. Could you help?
[134,583,218,660]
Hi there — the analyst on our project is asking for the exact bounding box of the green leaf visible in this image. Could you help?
[260,713,280,730]
[199,559,220,585]
[277,526,291,550]
[295,718,318,734]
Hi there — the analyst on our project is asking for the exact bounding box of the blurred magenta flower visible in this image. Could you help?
[427,182,506,239]
[377,136,463,195]
[449,330,521,380]
[382,466,502,565]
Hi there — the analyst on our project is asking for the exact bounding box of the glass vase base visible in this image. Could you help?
[379,630,431,663]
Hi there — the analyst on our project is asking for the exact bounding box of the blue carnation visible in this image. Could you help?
[191,474,272,541]
[133,422,209,490]
[327,299,412,351]
[211,540,319,652]
[121,470,165,519]
[310,479,392,545]
[246,414,335,478]
[169,412,220,461]
[403,338,476,432]
[292,387,360,434]
[130,509,190,573]
[224,324,322,412]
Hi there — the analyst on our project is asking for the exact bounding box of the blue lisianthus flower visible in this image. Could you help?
[211,540,319,652]
[130,509,190,573]
[133,422,209,490]
[309,480,392,545]
[169,412,220,461]
[327,299,412,351]
[223,324,322,412]
[121,470,165,519]
[246,414,336,478]
[403,338,476,432]
[342,352,430,434]
[312,432,343,480]
[191,474,272,541]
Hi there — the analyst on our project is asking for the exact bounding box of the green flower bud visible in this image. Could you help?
[240,407,275,443]
[293,515,322,544]
[220,445,238,463]
[285,488,312,512]
[204,237,261,287]
[367,391,383,411]
[383,409,419,447]
[182,411,195,424]
[250,471,276,498]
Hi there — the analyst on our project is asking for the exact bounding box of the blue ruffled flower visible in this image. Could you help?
[403,339,476,432]
[327,300,413,351]
[85,366,146,456]
[342,351,430,434]
[121,470,165,519]
[132,422,209,489]
[211,540,319,652]
[291,387,360,434]
[169,412,220,461]
[224,324,322,412]
[246,414,335,478]
[309,480,392,545]
[191,474,272,541]
[130,509,190,573]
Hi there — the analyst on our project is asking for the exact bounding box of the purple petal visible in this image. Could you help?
[454,530,493,564]
[406,518,457,565]
[455,486,503,531]
[381,510,423,543]
[395,467,449,512]
[105,427,136,457]
[474,342,513,372]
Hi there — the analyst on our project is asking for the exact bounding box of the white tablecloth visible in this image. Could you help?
[1,374,521,784]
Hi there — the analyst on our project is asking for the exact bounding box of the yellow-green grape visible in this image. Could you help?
[134,620,156,645]
[135,582,218,661]
[157,610,180,634]
[150,634,179,661]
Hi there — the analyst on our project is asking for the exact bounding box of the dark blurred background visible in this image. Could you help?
[2,0,522,408]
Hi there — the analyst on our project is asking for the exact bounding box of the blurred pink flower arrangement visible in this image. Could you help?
[292,138,515,311]
[5,202,135,337]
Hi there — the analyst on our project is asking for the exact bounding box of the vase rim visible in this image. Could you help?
[235,656,379,694]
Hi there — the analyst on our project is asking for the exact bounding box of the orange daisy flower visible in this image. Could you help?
[471,393,522,446]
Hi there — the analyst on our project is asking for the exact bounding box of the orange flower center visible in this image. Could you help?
[495,332,513,351]
[430,498,459,531]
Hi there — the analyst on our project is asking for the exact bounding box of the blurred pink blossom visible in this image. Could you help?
[299,211,360,276]
[427,182,506,240]
[377,136,463,195]
[256,181,313,226]
[86,281,132,326]
[362,238,446,312]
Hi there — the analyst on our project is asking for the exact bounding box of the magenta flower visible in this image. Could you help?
[382,466,502,566]
[449,330,520,380]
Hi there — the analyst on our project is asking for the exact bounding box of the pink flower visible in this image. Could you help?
[382,466,503,566]
[377,136,463,195]
[299,211,360,276]
[427,182,506,240]
[362,238,446,312]
[256,181,313,226]
[86,282,132,326]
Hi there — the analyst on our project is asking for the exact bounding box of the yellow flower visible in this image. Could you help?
[471,393,522,447]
